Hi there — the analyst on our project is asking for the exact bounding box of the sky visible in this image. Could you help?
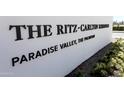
[113,16,124,22]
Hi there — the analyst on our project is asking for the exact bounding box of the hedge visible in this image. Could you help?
[113,26,124,31]
[90,38,124,77]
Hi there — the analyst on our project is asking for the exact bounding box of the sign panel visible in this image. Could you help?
[0,16,112,76]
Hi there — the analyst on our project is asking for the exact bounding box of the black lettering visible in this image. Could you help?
[99,24,109,29]
[12,57,19,67]
[72,25,77,32]
[35,51,42,58]
[27,25,42,39]
[28,52,35,61]
[9,25,26,41]
[44,25,52,37]
[42,49,48,56]
[20,55,28,64]
[57,25,64,35]
[60,43,67,49]
[68,25,72,33]
[80,24,85,31]
[78,37,84,43]
[54,45,58,52]
[49,46,55,53]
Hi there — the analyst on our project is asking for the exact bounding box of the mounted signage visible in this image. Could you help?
[0,16,112,76]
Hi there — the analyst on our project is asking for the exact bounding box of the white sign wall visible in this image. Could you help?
[0,16,112,76]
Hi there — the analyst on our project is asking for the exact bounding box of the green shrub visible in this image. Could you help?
[113,26,124,31]
[91,38,124,77]
[73,69,84,77]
